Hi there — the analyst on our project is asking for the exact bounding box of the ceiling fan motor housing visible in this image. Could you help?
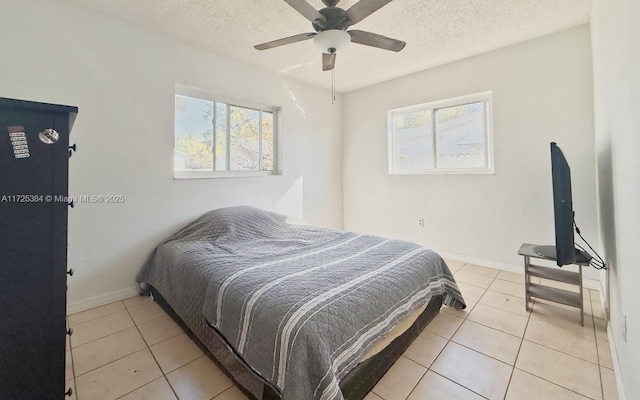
[312,6,351,32]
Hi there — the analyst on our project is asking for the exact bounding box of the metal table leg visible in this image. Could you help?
[579,265,584,326]
[524,255,531,312]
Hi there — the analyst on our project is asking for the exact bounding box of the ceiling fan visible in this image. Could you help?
[254,0,406,71]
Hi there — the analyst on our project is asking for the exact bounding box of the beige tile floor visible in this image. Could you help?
[66,260,618,400]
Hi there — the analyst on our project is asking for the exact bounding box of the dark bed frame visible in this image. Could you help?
[149,286,443,400]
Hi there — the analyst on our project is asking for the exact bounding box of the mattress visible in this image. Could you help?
[360,303,426,362]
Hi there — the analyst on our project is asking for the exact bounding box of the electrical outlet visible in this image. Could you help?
[623,313,627,342]
[418,218,425,228]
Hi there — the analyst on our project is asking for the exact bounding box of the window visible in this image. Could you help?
[388,92,493,174]
[174,86,279,179]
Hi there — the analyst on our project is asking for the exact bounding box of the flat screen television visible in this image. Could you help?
[534,143,581,266]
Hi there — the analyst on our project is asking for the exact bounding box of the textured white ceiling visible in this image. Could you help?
[54,0,591,92]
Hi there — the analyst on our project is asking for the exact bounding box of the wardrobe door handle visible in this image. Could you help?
[67,269,74,277]
[66,328,73,336]
[65,387,73,397]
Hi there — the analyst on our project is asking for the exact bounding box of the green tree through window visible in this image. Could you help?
[175,94,276,173]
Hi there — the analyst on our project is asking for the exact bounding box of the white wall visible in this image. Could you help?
[591,0,640,398]
[0,0,343,311]
[343,25,600,279]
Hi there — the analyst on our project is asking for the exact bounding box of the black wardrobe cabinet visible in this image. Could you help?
[0,98,78,400]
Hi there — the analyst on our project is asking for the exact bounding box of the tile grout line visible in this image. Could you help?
[589,289,606,400]
[430,370,490,399]
[371,356,424,400]
[73,318,183,359]
[517,338,604,368]
[453,317,522,340]
[510,366,600,400]
[452,266,599,399]
[72,314,179,354]
[67,301,127,328]
[425,264,492,400]
[419,265,500,400]
[396,287,472,399]
[133,299,236,400]
[145,329,185,348]
[71,326,132,350]
[82,302,176,400]
[122,303,182,400]
[458,317,521,340]
[70,308,170,353]
[509,291,605,400]
[473,297,532,318]
[377,262,478,400]
[434,289,527,367]
[72,297,237,400]
[209,384,238,400]
[520,291,608,367]
[67,297,157,329]
[72,329,166,379]
[107,333,166,398]
[67,317,78,400]
[69,302,148,350]
[427,326,602,377]
[455,288,604,366]
[164,355,212,398]
[447,341,517,368]
[502,296,535,400]
[401,342,446,399]
[454,268,519,400]
[455,268,532,310]
[74,347,155,400]
[111,376,170,400]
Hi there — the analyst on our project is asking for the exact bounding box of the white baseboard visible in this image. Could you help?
[607,322,626,400]
[64,253,602,314]
[436,250,601,290]
[67,286,141,315]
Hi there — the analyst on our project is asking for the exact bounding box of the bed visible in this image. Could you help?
[137,206,465,400]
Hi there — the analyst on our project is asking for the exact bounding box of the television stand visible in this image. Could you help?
[518,243,590,326]
[532,245,593,264]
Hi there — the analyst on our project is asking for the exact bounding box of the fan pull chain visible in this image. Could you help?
[331,68,336,105]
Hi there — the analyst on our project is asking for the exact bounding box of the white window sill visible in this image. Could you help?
[389,168,495,175]
[174,170,279,180]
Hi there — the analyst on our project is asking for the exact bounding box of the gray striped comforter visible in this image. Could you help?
[145,206,465,400]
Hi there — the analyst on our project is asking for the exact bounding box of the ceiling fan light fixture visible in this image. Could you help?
[313,29,351,53]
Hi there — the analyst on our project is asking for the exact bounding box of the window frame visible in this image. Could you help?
[174,84,281,180]
[387,91,494,175]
